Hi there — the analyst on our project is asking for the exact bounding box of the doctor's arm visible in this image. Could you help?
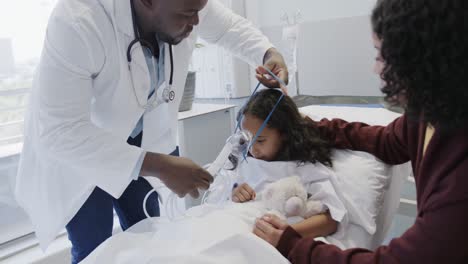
[38,15,211,199]
[139,152,212,198]
[197,0,288,88]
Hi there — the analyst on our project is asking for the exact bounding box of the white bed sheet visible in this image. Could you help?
[82,202,289,264]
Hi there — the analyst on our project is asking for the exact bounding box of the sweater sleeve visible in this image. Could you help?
[277,196,468,264]
[306,115,410,165]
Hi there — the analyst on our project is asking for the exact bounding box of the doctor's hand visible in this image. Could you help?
[253,214,290,247]
[140,153,213,198]
[256,48,289,94]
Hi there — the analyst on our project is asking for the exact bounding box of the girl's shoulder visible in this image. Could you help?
[295,161,333,183]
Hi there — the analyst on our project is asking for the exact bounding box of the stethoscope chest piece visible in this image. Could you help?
[169,90,176,102]
[162,85,176,103]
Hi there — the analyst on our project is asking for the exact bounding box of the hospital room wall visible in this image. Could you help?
[245,0,382,96]
[246,0,376,27]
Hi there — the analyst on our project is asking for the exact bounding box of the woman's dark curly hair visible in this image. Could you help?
[372,0,468,130]
[236,89,332,167]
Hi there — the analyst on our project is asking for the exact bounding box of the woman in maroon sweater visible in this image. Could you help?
[253,0,468,263]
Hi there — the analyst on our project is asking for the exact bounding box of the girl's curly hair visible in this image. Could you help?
[237,89,332,167]
[372,0,468,131]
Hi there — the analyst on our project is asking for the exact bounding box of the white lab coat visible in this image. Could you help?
[15,0,272,249]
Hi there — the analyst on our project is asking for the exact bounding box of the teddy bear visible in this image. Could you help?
[260,176,325,219]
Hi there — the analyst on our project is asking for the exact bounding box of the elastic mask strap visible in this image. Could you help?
[263,67,288,88]
[234,82,262,133]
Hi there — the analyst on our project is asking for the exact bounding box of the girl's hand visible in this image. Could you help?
[232,183,256,203]
[253,214,290,247]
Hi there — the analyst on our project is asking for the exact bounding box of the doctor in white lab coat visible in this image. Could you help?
[15,0,288,262]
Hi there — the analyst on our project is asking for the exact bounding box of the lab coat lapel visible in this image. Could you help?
[171,36,196,100]
[105,0,151,108]
[128,45,151,108]
[141,43,173,153]
[140,30,196,153]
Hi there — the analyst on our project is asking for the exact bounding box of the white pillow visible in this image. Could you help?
[299,105,402,235]
[300,105,411,249]
[299,105,401,127]
[330,149,390,235]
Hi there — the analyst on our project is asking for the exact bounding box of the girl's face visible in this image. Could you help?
[241,114,284,161]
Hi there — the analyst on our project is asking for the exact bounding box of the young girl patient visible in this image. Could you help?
[230,89,344,240]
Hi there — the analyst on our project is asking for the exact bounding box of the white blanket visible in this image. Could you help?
[82,202,289,264]
[82,159,347,264]
[83,155,380,264]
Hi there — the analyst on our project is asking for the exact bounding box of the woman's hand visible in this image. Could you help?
[253,214,290,247]
[232,183,256,203]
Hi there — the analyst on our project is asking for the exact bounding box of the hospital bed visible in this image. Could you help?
[81,105,412,263]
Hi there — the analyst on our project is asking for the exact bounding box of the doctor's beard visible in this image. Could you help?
[156,32,187,45]
[156,27,193,45]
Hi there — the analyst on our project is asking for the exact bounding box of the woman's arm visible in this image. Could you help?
[291,211,338,239]
[256,192,468,264]
[304,115,411,165]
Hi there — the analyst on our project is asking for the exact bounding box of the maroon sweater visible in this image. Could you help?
[277,115,468,263]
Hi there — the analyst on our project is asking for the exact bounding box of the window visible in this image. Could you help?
[0,0,247,250]
[0,0,57,248]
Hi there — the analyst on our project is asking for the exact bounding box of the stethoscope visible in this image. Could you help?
[127,0,175,111]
